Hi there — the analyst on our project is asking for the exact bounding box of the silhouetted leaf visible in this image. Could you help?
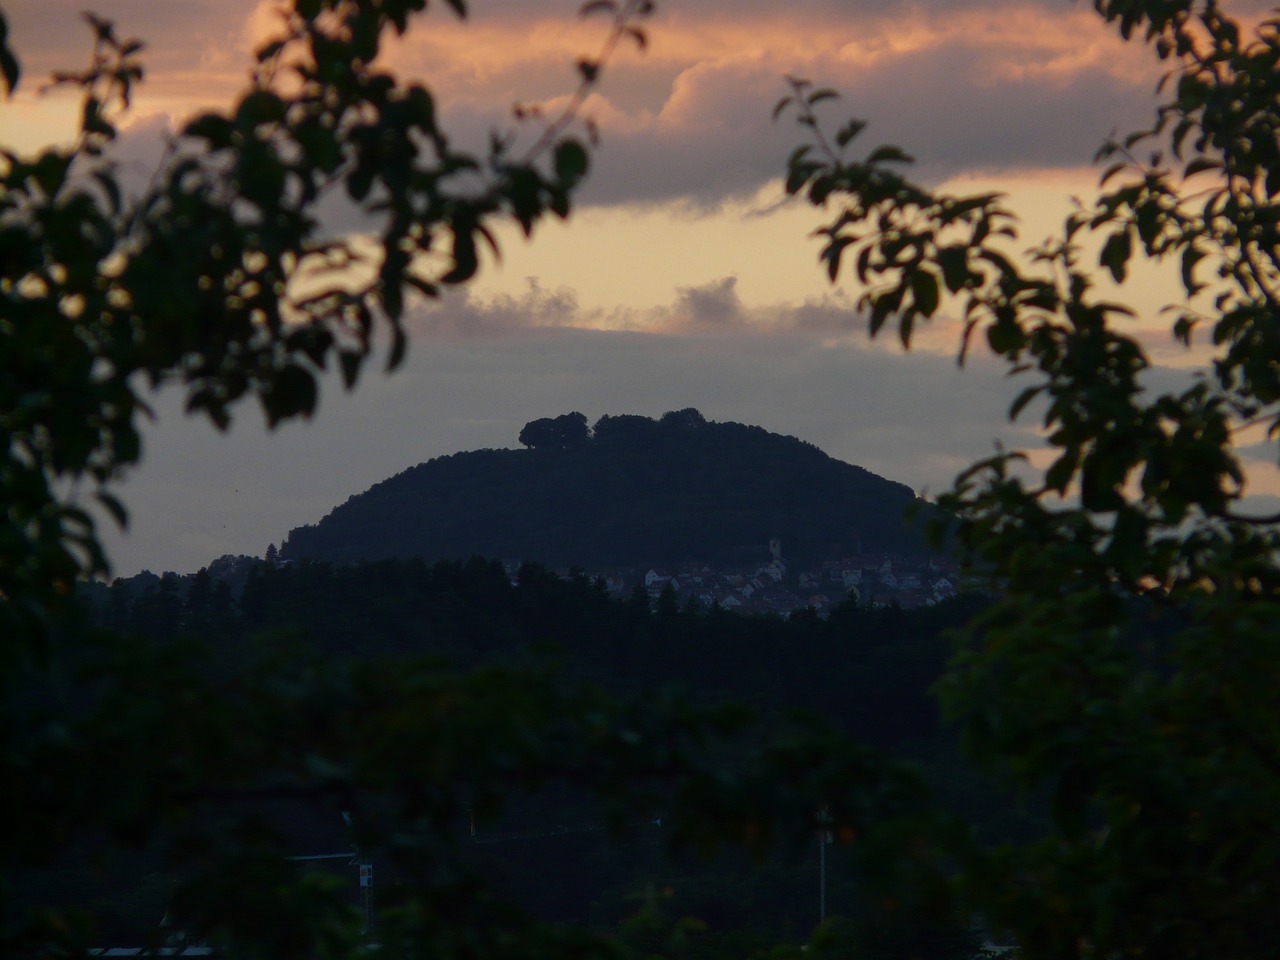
[1099,229,1132,282]
[554,138,589,184]
[0,12,20,96]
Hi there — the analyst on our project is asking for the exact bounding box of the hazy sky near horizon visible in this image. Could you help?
[4,0,1276,576]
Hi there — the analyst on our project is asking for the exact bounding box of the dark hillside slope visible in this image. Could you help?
[280,410,930,567]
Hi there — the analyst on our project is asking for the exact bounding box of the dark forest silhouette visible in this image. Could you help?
[282,410,931,568]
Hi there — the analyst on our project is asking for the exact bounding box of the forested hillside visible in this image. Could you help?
[280,410,930,568]
[99,556,977,748]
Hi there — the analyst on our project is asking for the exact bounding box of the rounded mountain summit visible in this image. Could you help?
[280,410,933,568]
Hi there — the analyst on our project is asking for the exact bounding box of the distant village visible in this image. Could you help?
[200,540,968,621]
[552,540,965,618]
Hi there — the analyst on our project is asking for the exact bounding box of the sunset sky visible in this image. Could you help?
[3,0,1274,576]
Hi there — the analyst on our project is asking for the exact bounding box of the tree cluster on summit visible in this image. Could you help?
[517,409,709,451]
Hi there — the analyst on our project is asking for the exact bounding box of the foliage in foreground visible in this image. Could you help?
[6,0,1280,958]
[1,0,631,627]
[779,0,1280,956]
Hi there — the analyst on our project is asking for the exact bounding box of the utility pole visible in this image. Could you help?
[290,811,372,935]
[357,859,372,933]
[818,806,832,925]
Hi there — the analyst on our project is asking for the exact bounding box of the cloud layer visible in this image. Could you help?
[5,0,1235,206]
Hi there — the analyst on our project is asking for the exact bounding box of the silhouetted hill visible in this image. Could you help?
[280,409,932,568]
